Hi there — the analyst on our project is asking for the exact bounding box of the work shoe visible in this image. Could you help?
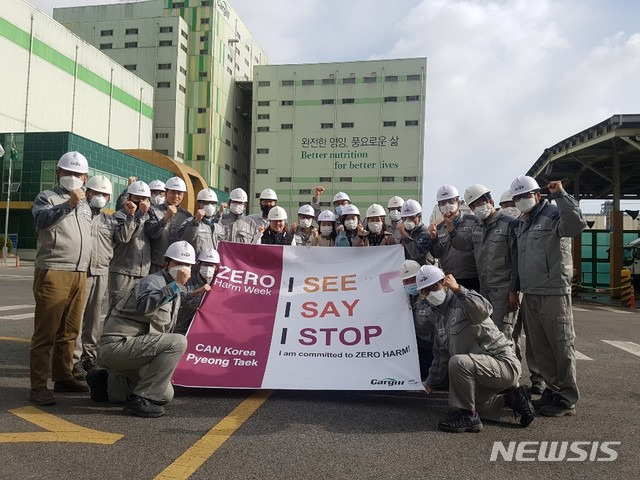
[30,388,56,406]
[532,388,555,409]
[86,368,109,402]
[437,410,483,433]
[538,396,576,417]
[72,362,87,381]
[505,386,536,427]
[54,379,90,393]
[123,394,165,418]
[81,358,98,374]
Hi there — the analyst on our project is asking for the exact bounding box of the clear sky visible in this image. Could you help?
[29,0,640,214]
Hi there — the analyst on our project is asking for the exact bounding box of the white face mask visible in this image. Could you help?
[344,219,358,231]
[60,175,84,191]
[503,206,520,218]
[320,225,333,237]
[151,194,165,206]
[169,265,188,280]
[439,203,458,215]
[403,220,416,231]
[89,194,107,209]
[426,288,447,306]
[389,210,402,222]
[368,221,383,234]
[230,203,245,215]
[200,265,216,282]
[473,204,492,221]
[298,218,313,229]
[515,197,536,214]
[203,204,217,217]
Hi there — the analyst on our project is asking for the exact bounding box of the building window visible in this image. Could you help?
[158,149,169,155]
[233,126,238,133]
[403,176,418,182]
[342,77,355,84]
[363,76,377,83]
[235,64,240,71]
[278,177,292,182]
[257,169,269,174]
[257,126,269,132]
[341,122,354,128]
[281,124,293,130]
[257,114,270,120]
[200,49,208,54]
[245,44,250,52]
[258,101,270,106]
[340,177,352,182]
[124,64,137,71]
[384,96,397,102]
[321,123,333,129]
[383,121,396,127]
[100,30,113,37]
[381,176,395,182]
[201,18,210,24]
[181,30,188,40]
[201,0,211,5]
[281,100,293,106]
[227,54,233,63]
[322,78,335,85]
[201,35,208,41]
[125,41,138,48]
[224,187,230,193]
[319,201,331,207]
[179,85,186,93]
[226,67,233,75]
[405,120,419,126]
[181,44,188,53]
[198,107,206,113]
[299,189,311,195]
[321,99,335,105]
[225,140,231,146]
[196,155,206,161]
[407,74,421,81]
[125,28,138,35]
[199,72,207,79]
[172,2,184,8]
[254,56,259,63]
[159,26,173,33]
[197,128,206,133]
[258,81,270,87]
[157,82,170,88]
[155,133,169,139]
[319,176,331,182]
[158,63,172,70]
[159,40,172,47]
[342,98,355,104]
[281,80,294,86]
[235,47,241,55]
[233,145,238,152]
[385,75,398,82]
[179,66,187,75]
[257,148,269,154]
[406,95,420,101]
[302,79,315,86]
[99,43,112,50]
[244,59,250,67]
[177,151,184,159]
[225,120,231,127]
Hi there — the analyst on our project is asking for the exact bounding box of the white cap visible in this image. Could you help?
[436,184,460,202]
[85,175,112,195]
[298,204,315,217]
[332,192,351,203]
[400,260,421,280]
[401,199,422,217]
[165,176,187,192]
[318,210,336,222]
[230,187,248,202]
[464,184,491,206]
[387,196,404,209]
[499,189,513,204]
[198,248,220,264]
[127,180,151,197]
[149,180,166,191]
[341,204,360,217]
[57,151,88,174]
[510,175,540,196]
[197,188,218,202]
[267,206,287,220]
[365,204,386,218]
[164,241,196,265]
[416,265,445,291]
[260,188,278,200]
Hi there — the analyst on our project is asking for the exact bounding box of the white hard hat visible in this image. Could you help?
[341,204,360,217]
[164,240,196,264]
[230,187,248,202]
[510,176,540,196]
[268,206,287,220]
[436,184,460,202]
[198,248,220,264]
[464,184,491,206]
[260,188,278,201]
[400,260,421,280]
[318,210,336,222]
[127,180,151,197]
[416,265,445,291]
[85,175,112,195]
[57,151,88,174]
[332,192,351,203]
[298,204,315,217]
[197,188,218,202]
[387,196,405,209]
[365,204,386,218]
[149,180,166,191]
[499,189,513,204]
[165,176,187,192]
[401,199,422,217]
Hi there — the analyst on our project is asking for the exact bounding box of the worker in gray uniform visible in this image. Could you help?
[429,184,480,291]
[108,180,152,313]
[386,196,405,244]
[418,265,534,433]
[181,188,226,256]
[87,241,194,418]
[218,187,262,243]
[510,175,586,417]
[146,176,193,273]
[246,188,278,230]
[396,199,432,264]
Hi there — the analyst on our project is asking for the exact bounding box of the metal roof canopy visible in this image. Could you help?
[527,114,640,201]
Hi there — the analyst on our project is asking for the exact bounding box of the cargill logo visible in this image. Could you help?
[370,378,404,386]
[490,441,620,462]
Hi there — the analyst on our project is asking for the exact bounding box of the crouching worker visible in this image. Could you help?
[417,265,534,433]
[86,241,195,418]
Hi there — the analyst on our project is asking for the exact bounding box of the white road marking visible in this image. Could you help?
[0,274,33,280]
[574,350,593,361]
[0,313,34,320]
[602,340,640,358]
[597,307,634,315]
[572,307,589,312]
[0,305,33,312]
